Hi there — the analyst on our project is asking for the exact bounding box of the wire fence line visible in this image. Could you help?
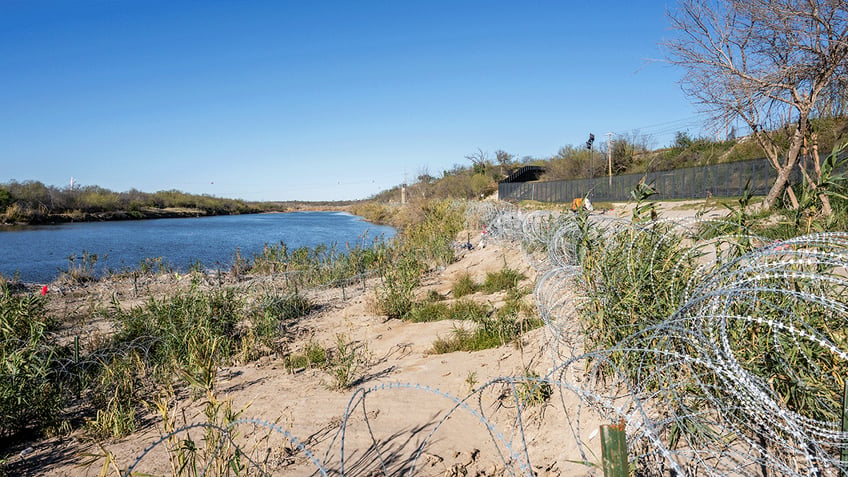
[499,158,780,202]
[123,202,848,476]
[476,202,848,476]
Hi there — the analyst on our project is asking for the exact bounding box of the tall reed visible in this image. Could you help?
[0,288,65,438]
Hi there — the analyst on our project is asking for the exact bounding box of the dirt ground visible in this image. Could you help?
[7,202,713,476]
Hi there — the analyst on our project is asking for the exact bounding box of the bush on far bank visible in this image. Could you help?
[0,181,282,225]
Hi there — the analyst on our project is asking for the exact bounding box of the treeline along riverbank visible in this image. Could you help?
[3,206,245,225]
[0,180,292,226]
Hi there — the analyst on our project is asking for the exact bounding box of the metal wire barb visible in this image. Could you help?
[126,202,848,476]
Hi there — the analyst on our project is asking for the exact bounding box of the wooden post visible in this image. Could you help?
[601,420,628,477]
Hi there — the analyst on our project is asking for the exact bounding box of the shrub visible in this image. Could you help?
[328,334,367,390]
[426,289,443,302]
[451,272,478,298]
[371,199,466,319]
[401,200,465,267]
[86,352,143,439]
[404,301,450,323]
[116,288,242,369]
[429,308,540,354]
[405,299,489,324]
[430,327,474,354]
[57,250,100,284]
[447,299,489,321]
[0,290,65,438]
[578,220,694,359]
[285,341,327,370]
[82,288,259,439]
[3,202,25,223]
[516,371,553,406]
[347,202,393,224]
[374,252,422,319]
[499,287,535,319]
[481,267,526,293]
[254,293,312,336]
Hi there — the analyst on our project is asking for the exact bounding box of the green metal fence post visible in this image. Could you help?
[840,381,848,477]
[601,420,628,477]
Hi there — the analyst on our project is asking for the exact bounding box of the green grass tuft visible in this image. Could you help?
[481,267,526,293]
[451,272,478,298]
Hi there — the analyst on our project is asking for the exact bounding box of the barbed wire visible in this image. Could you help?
[121,201,848,476]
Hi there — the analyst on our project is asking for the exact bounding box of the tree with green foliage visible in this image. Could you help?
[542,146,592,181]
[673,131,692,149]
[0,188,11,210]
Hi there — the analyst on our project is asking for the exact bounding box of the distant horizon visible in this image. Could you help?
[1,1,708,202]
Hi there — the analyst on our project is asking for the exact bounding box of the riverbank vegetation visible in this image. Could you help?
[3,0,847,471]
[3,166,848,473]
[2,137,847,474]
[0,181,287,225]
[0,198,489,468]
[566,191,848,473]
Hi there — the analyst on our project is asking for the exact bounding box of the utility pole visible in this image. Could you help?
[586,133,595,191]
[607,132,613,187]
[401,170,407,205]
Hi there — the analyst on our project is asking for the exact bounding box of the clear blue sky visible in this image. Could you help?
[0,1,704,202]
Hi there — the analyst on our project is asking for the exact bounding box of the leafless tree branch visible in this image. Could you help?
[664,0,848,209]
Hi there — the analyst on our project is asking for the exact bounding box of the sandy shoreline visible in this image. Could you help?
[7,201,724,476]
[5,217,594,475]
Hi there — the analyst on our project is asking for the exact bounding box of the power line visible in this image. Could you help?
[611,115,705,138]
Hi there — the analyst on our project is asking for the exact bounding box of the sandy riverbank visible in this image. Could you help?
[8,201,720,476]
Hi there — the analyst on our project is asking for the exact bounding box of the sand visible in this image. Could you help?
[9,201,715,476]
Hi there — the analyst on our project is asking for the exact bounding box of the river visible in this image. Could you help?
[0,212,395,283]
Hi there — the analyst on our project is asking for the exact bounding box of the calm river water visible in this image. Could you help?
[0,212,395,283]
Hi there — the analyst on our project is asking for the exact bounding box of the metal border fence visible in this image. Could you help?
[499,157,779,203]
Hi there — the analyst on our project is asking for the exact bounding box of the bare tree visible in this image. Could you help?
[494,149,514,177]
[464,148,490,174]
[416,165,435,184]
[664,0,848,210]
